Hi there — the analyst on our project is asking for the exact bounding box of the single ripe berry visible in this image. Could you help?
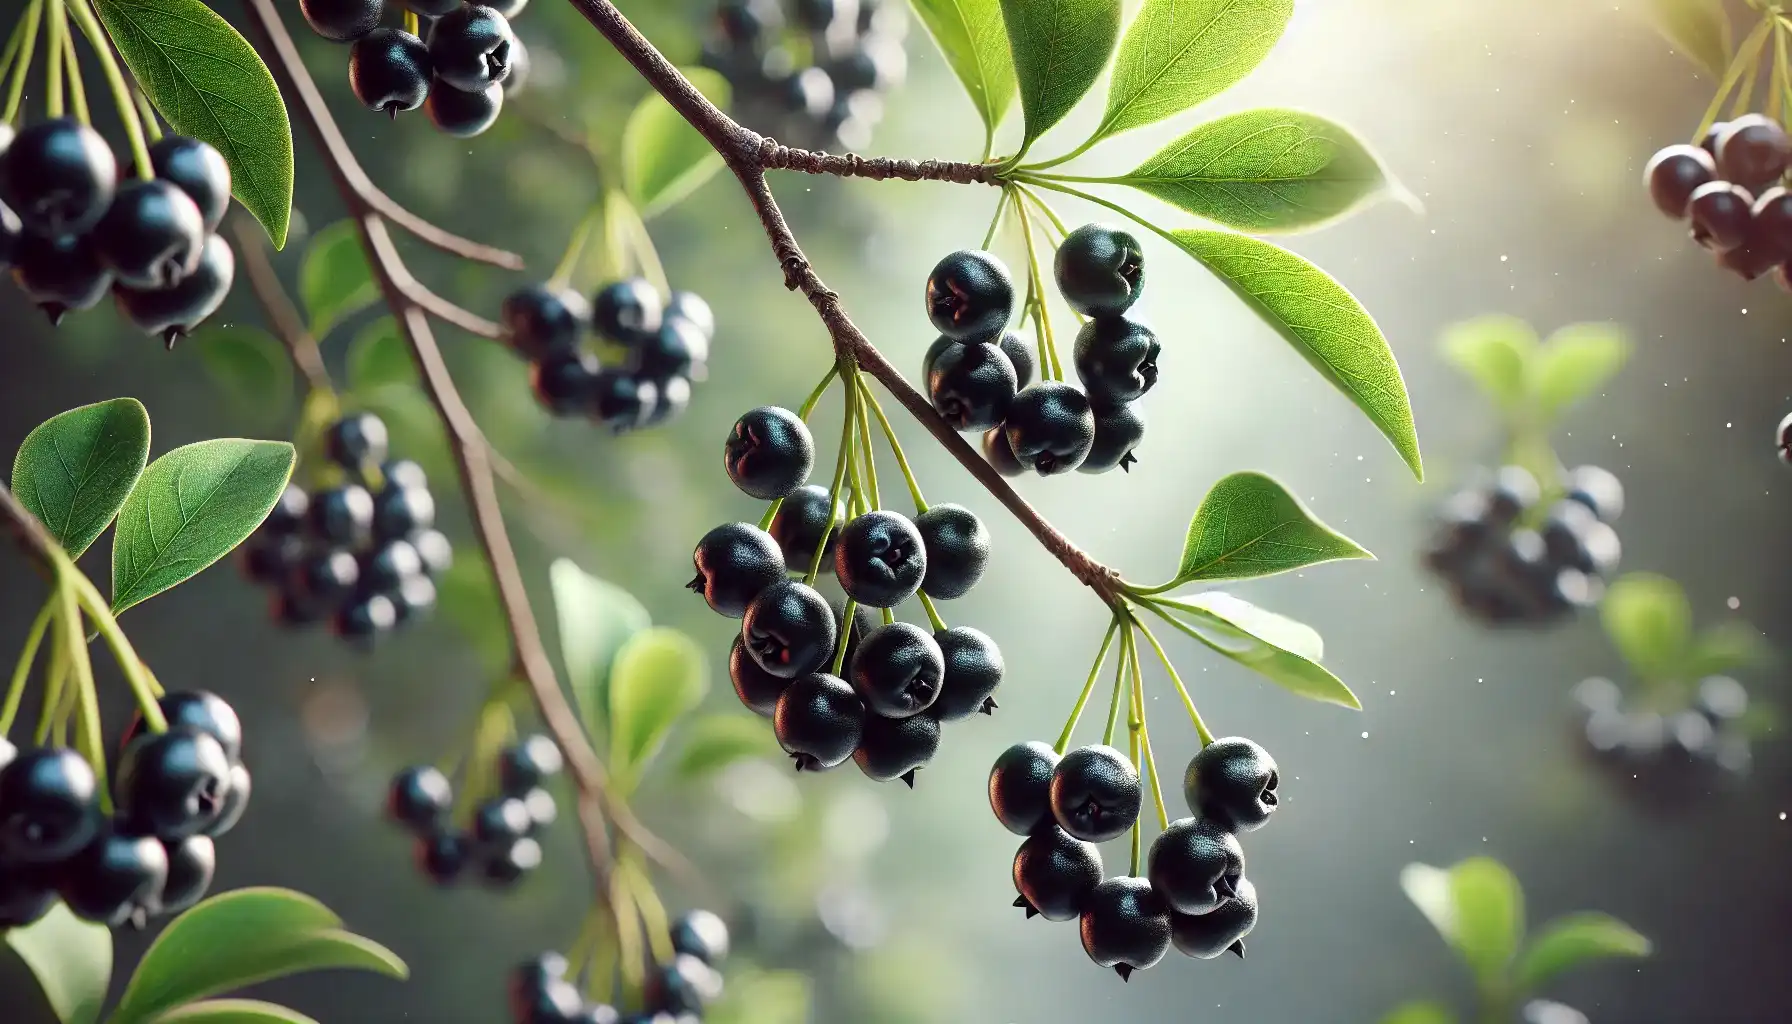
[773,672,866,771]
[149,136,232,232]
[783,67,837,118]
[989,741,1060,836]
[999,331,1037,390]
[1005,382,1096,476]
[594,278,664,342]
[1778,411,1792,463]
[115,727,234,840]
[725,406,816,499]
[300,0,384,41]
[928,340,1018,432]
[412,528,454,578]
[1688,181,1756,251]
[982,426,1024,477]
[913,503,990,600]
[14,230,112,324]
[375,485,436,543]
[472,797,534,851]
[1050,744,1142,843]
[425,81,504,137]
[502,285,587,360]
[1012,825,1102,921]
[690,522,785,617]
[1484,464,1540,524]
[1055,224,1145,317]
[632,317,708,381]
[1148,817,1244,916]
[122,691,244,763]
[1184,737,1279,832]
[849,621,945,717]
[647,953,725,1016]
[309,484,377,547]
[641,375,693,428]
[928,626,1004,721]
[1080,876,1172,981]
[58,828,169,927]
[0,747,100,863]
[327,412,391,469]
[113,233,236,345]
[429,4,515,92]
[1074,318,1160,407]
[204,763,253,837]
[671,909,731,965]
[743,580,838,678]
[499,735,564,794]
[158,833,217,915]
[388,765,453,833]
[853,711,941,785]
[1643,144,1717,219]
[665,290,716,340]
[509,952,572,1021]
[769,484,840,572]
[482,836,544,887]
[589,369,652,432]
[1716,113,1791,188]
[834,510,926,607]
[0,117,117,235]
[532,351,601,416]
[1081,401,1146,474]
[351,28,435,114]
[521,788,557,833]
[718,0,783,42]
[1560,465,1622,523]
[94,180,206,289]
[731,634,791,717]
[921,334,954,384]
[1170,877,1258,959]
[926,249,1014,342]
[416,830,471,885]
[0,866,55,929]
[266,484,311,534]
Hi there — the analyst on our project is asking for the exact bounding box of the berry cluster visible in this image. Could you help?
[702,0,908,151]
[0,120,234,342]
[1422,465,1623,626]
[502,278,716,431]
[387,733,563,888]
[989,737,1277,980]
[511,910,729,1023]
[1575,675,1754,779]
[0,691,250,930]
[240,412,452,641]
[1644,114,1792,284]
[301,0,529,137]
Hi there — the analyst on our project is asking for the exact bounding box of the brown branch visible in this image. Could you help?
[231,216,333,392]
[759,139,999,184]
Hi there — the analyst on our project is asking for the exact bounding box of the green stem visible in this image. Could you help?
[1694,16,1775,144]
[65,0,152,178]
[797,365,840,420]
[131,81,160,141]
[1057,617,1119,753]
[1022,199,1083,325]
[917,591,947,633]
[1018,184,1073,240]
[857,376,927,513]
[831,599,858,675]
[1141,718,1169,830]
[1133,607,1217,747]
[1126,643,1141,877]
[1013,187,1063,381]
[565,908,604,983]
[548,203,604,291]
[58,575,110,813]
[805,374,857,585]
[1103,622,1133,746]
[34,625,67,746]
[614,191,669,297]
[1020,135,1100,174]
[0,596,55,737]
[403,9,420,34]
[620,852,674,964]
[854,374,881,511]
[0,11,29,107]
[981,186,1012,250]
[68,568,167,728]
[61,23,87,125]
[2,0,43,126]
[1732,37,1767,118]
[1771,19,1787,123]
[45,0,64,119]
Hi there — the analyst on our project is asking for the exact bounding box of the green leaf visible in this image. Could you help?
[1440,315,1537,415]
[1514,913,1650,992]
[706,966,812,1024]
[1117,108,1387,232]
[1097,0,1292,143]
[608,627,710,787]
[194,328,293,425]
[1168,229,1422,479]
[11,397,151,559]
[1684,622,1774,678]
[1163,592,1359,708]
[110,439,297,614]
[1400,862,1456,941]
[110,888,405,1024]
[909,0,1017,138]
[93,0,293,248]
[1449,857,1524,987]
[548,558,652,743]
[3,902,111,1024]
[345,317,416,394]
[1529,323,1629,424]
[1644,0,1732,78]
[145,1000,321,1024]
[622,68,732,219]
[676,714,781,780]
[1000,0,1122,150]
[1600,573,1694,682]
[1379,1003,1457,1024]
[1163,470,1370,586]
[298,221,377,341]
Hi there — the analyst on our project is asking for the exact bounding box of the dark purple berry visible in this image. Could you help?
[58,828,168,927]
[989,741,1059,836]
[1716,114,1791,188]
[482,836,543,886]
[93,180,206,289]
[113,233,235,345]
[203,764,252,838]
[834,510,926,608]
[631,316,708,382]
[742,579,837,679]
[773,672,865,771]
[300,0,384,41]
[1012,825,1102,921]
[411,528,453,577]
[769,484,840,572]
[471,797,534,851]
[1081,401,1145,474]
[1689,180,1755,251]
[1080,876,1172,981]
[13,230,111,323]
[351,28,434,114]
[416,830,471,885]
[0,118,116,235]
[265,483,310,534]
[1055,224,1145,317]
[671,909,730,965]
[928,626,1004,722]
[1148,817,1244,916]
[726,406,815,499]
[590,369,653,431]
[502,285,587,360]
[853,712,940,785]
[0,747,100,863]
[1184,737,1278,832]
[1170,877,1258,959]
[849,621,944,717]
[532,351,601,416]
[1074,317,1159,408]
[982,426,1024,477]
[926,250,1013,342]
[1000,330,1036,390]
[428,4,516,92]
[148,136,231,232]
[1643,144,1716,219]
[665,290,715,340]
[424,81,503,137]
[115,727,233,840]
[333,594,399,642]
[0,866,54,928]
[928,340,1018,431]
[1050,744,1141,843]
[387,765,453,833]
[646,953,724,1015]
[157,834,216,915]
[498,735,564,795]
[122,691,243,763]
[327,412,390,469]
[914,503,989,600]
[730,634,790,717]
[690,522,785,617]
[1006,382,1096,476]
[374,484,435,541]
[594,278,663,343]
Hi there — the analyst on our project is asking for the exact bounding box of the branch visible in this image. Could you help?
[231,215,332,393]
[0,479,62,580]
[562,0,1123,606]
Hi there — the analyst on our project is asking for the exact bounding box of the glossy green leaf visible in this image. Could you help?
[147,1000,321,1024]
[608,627,710,787]
[195,328,293,426]
[1440,315,1536,415]
[1164,470,1370,586]
[298,221,377,341]
[1097,0,1291,143]
[1001,0,1122,149]
[1449,857,1524,987]
[93,0,292,248]
[3,903,111,1024]
[11,397,151,559]
[1400,862,1456,941]
[1684,622,1773,678]
[1645,0,1732,78]
[1600,573,1693,682]
[110,439,296,613]
[1529,323,1629,424]
[1164,592,1358,708]
[1169,229,1421,479]
[909,0,1016,138]
[345,317,416,394]
[549,558,652,743]
[622,68,732,219]
[676,714,781,779]
[1514,913,1650,992]
[110,888,405,1024]
[1116,108,1387,232]
[1379,1003,1457,1024]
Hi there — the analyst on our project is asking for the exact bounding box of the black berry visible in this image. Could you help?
[989,741,1060,836]
[115,726,233,840]
[94,180,206,289]
[1080,876,1171,981]
[590,369,653,431]
[482,836,543,887]
[1147,817,1244,916]
[149,136,232,232]
[666,290,716,339]
[1184,737,1278,832]
[768,484,840,572]
[0,747,100,863]
[1012,825,1102,922]
[690,522,785,617]
[502,285,587,361]
[157,834,216,915]
[0,118,117,235]
[266,483,311,534]
[928,340,1018,431]
[123,690,243,763]
[1005,382,1096,476]
[834,510,926,608]
[641,375,693,428]
[1716,113,1791,188]
[726,406,816,499]
[429,4,515,92]
[425,81,504,137]
[416,830,471,885]
[300,0,383,41]
[387,765,453,833]
[982,426,1024,477]
[926,249,1013,342]
[1643,144,1716,219]
[1563,465,1623,522]
[631,316,708,381]
[471,796,534,851]
[594,278,664,342]
[1050,744,1141,843]
[58,827,168,927]
[1055,224,1145,317]
[204,764,252,838]
[646,953,724,1015]
[351,28,434,114]
[309,484,376,547]
[1170,877,1258,959]
[1484,464,1540,524]
[743,579,838,679]
[327,412,390,469]
[374,484,435,541]
[849,621,944,718]
[113,233,235,345]
[1081,401,1145,474]
[928,626,1004,721]
[334,594,400,642]
[1688,180,1755,251]
[412,528,454,577]
[499,735,564,794]
[914,502,989,600]
[671,909,731,965]
[14,230,112,324]
[773,672,865,771]
[532,351,601,415]
[1074,317,1160,407]
[853,711,941,785]
[730,634,790,716]
[0,866,54,929]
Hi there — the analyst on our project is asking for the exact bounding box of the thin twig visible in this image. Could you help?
[0,480,62,580]
[231,215,332,392]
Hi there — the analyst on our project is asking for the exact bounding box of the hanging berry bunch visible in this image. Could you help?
[702,0,908,151]
[511,909,731,1023]
[387,731,561,887]
[1421,317,1631,627]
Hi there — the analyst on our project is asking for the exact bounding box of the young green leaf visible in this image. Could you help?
[3,903,111,1024]
[549,558,652,743]
[1379,1003,1458,1024]
[1000,0,1122,150]
[1448,857,1524,988]
[1400,862,1457,942]
[1513,913,1650,992]
[109,888,405,1024]
[345,317,416,394]
[1440,315,1537,415]
[146,1000,321,1024]
[1113,108,1387,232]
[622,68,732,219]
[1096,0,1292,144]
[195,328,294,426]
[1161,592,1359,708]
[110,439,297,614]
[1644,0,1732,78]
[676,714,781,780]
[1600,573,1694,683]
[909,0,1017,141]
[1529,323,1629,424]
[298,221,377,341]
[1169,229,1422,479]
[1158,470,1370,588]
[607,627,710,788]
[11,397,151,559]
[92,0,293,248]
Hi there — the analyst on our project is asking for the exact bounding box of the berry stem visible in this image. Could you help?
[1732,37,1768,119]
[403,9,420,35]
[1014,188,1065,382]
[609,870,646,1001]
[619,847,674,964]
[857,376,929,513]
[57,575,112,814]
[0,9,32,115]
[1132,606,1217,748]
[1694,16,1775,145]
[44,0,65,119]
[611,189,670,299]
[1058,616,1120,753]
[1127,644,1142,878]
[797,365,840,420]
[566,907,605,985]
[64,0,153,179]
[548,203,604,292]
[854,374,883,511]
[61,13,90,126]
[831,599,858,675]
[0,595,53,738]
[982,187,1012,250]
[1141,718,1169,831]
[917,591,948,633]
[1771,19,1788,123]
[67,564,169,722]
[35,619,69,746]
[130,82,160,140]
[1103,622,1134,746]
[1,0,43,126]
[806,372,857,585]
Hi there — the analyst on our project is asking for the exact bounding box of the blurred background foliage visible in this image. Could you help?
[2,0,1789,1020]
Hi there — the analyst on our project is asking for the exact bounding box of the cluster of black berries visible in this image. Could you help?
[387,734,562,888]
[1575,675,1754,779]
[989,737,1277,980]
[1422,465,1623,626]
[301,0,529,138]
[510,910,730,1023]
[502,279,715,431]
[1644,114,1792,284]
[691,406,1004,783]
[0,692,250,930]
[0,120,234,342]
[241,413,452,641]
[702,0,908,151]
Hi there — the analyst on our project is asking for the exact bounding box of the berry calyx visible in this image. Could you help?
[849,621,945,717]
[1004,382,1096,476]
[928,625,1004,721]
[1012,825,1103,922]
[0,118,117,235]
[58,827,169,927]
[671,909,731,965]
[429,4,516,92]
[914,502,990,600]
[1643,144,1717,219]
[773,672,866,771]
[1081,401,1146,474]
[1183,737,1279,832]
[725,406,816,499]
[768,483,840,571]
[1055,224,1145,318]
[834,510,927,608]
[1074,317,1160,407]
[1079,876,1172,981]
[502,285,588,361]
[989,740,1060,836]
[742,579,838,678]
[300,0,384,42]
[1147,817,1244,916]
[351,28,435,114]
[0,746,100,864]
[1170,877,1259,959]
[94,180,206,289]
[424,81,504,137]
[387,765,454,833]
[853,710,941,785]
[689,523,785,617]
[148,136,232,232]
[1050,744,1142,843]
[927,340,1018,431]
[114,726,234,840]
[925,249,1013,342]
